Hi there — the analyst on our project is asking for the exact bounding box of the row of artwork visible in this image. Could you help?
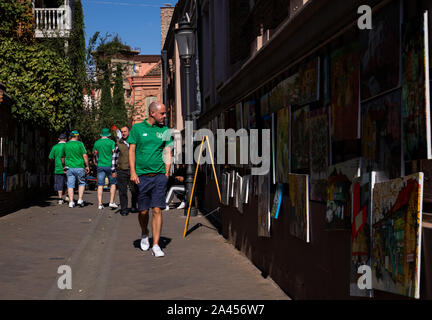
[218,164,424,299]
[1,172,50,192]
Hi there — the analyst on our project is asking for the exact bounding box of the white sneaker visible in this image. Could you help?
[77,199,84,207]
[65,196,70,202]
[177,201,186,209]
[164,205,170,211]
[140,235,150,251]
[58,200,64,205]
[109,203,118,209]
[98,205,104,210]
[151,244,165,257]
[69,202,75,208]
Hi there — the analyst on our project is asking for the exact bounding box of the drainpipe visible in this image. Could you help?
[162,50,168,125]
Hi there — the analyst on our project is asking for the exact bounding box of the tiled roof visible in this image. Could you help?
[146,62,162,76]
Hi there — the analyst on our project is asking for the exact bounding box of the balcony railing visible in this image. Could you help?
[34,7,71,38]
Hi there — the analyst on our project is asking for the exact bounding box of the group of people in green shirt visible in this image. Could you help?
[49,101,173,257]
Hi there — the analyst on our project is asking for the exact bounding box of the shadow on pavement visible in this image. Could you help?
[133,236,172,250]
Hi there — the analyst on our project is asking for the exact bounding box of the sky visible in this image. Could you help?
[82,0,177,55]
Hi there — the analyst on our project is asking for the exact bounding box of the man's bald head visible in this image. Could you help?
[149,101,162,113]
[148,101,167,126]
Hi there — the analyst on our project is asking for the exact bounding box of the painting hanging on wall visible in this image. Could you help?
[360,0,401,101]
[257,173,271,237]
[241,175,250,205]
[291,105,310,171]
[371,173,424,299]
[269,82,284,114]
[260,93,270,116]
[402,12,431,161]
[361,89,402,179]
[330,43,361,142]
[235,173,243,213]
[249,100,257,129]
[288,173,310,242]
[326,157,362,229]
[298,57,320,105]
[350,172,377,298]
[309,107,329,202]
[283,72,300,106]
[276,105,291,183]
[271,183,284,219]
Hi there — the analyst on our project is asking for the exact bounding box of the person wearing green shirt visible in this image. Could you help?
[93,128,118,210]
[61,130,90,208]
[128,101,173,258]
[48,133,68,205]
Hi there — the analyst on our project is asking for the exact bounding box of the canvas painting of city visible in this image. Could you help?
[326,158,362,229]
[372,173,424,299]
[298,57,320,105]
[360,0,401,101]
[330,43,361,142]
[350,172,376,298]
[291,105,310,171]
[257,173,271,237]
[288,173,310,242]
[361,89,402,179]
[402,12,431,161]
[309,107,329,202]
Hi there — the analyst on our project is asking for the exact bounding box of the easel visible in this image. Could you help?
[183,136,221,238]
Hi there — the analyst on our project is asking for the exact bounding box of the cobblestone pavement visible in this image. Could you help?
[0,191,290,300]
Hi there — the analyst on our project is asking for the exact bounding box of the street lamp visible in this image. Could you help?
[175,18,197,217]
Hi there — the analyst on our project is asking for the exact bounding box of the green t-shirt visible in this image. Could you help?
[93,138,115,167]
[127,119,173,175]
[62,140,87,169]
[48,142,67,175]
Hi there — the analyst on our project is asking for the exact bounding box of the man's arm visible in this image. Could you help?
[129,144,139,184]
[164,146,172,178]
[83,153,90,174]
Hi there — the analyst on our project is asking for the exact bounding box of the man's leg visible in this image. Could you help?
[129,176,139,210]
[97,167,105,206]
[152,207,162,246]
[66,170,75,204]
[68,188,74,203]
[109,184,116,202]
[117,171,129,213]
[138,210,150,235]
[77,169,86,204]
[78,185,85,201]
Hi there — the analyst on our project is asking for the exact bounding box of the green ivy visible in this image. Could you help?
[0,39,80,132]
[0,0,34,43]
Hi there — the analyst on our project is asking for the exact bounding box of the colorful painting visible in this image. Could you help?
[260,93,270,116]
[350,172,376,298]
[298,57,320,105]
[271,183,284,219]
[309,107,329,201]
[257,173,271,237]
[288,173,310,242]
[360,0,401,100]
[326,158,362,229]
[361,89,402,179]
[402,12,431,161]
[330,43,361,141]
[291,105,309,171]
[276,106,290,183]
[269,82,284,113]
[282,73,300,106]
[372,173,424,299]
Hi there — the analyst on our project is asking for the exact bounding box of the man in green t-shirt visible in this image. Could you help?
[61,130,90,208]
[93,128,118,210]
[48,133,68,204]
[128,101,173,258]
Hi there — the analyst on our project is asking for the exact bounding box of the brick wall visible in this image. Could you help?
[161,6,175,50]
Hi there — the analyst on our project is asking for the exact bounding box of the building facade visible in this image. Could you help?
[164,0,432,299]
